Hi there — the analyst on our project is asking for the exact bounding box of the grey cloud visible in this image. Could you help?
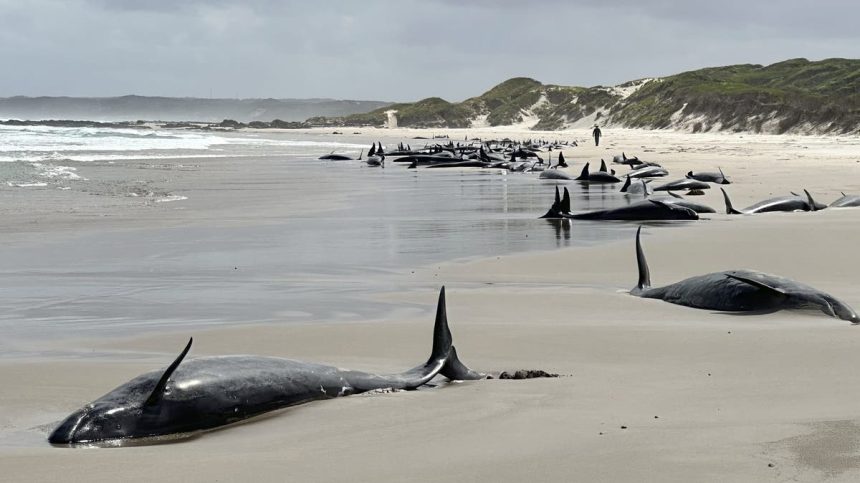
[0,1,857,101]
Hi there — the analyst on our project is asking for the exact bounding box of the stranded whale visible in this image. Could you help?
[540,187,698,221]
[630,227,858,322]
[49,288,485,446]
[721,188,822,214]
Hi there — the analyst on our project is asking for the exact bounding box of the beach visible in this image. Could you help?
[2,126,860,482]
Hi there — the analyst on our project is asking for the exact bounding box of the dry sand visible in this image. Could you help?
[2,128,860,482]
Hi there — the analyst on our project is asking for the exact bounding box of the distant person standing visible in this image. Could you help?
[592,125,602,146]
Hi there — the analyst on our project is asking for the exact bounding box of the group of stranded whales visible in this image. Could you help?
[47,140,860,447]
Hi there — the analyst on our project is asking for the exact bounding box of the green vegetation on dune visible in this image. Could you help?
[310,58,860,134]
[609,58,860,133]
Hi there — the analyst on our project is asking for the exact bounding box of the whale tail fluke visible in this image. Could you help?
[721,188,742,215]
[632,226,651,295]
[428,287,484,381]
[440,346,484,380]
[540,187,563,219]
[561,187,571,213]
[804,189,820,212]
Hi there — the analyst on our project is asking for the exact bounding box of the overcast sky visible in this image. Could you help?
[0,0,857,101]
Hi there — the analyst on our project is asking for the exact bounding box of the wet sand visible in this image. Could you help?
[2,128,860,482]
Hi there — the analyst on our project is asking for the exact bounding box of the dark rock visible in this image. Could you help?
[498,370,559,379]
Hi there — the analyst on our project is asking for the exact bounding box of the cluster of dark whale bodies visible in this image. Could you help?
[48,138,860,447]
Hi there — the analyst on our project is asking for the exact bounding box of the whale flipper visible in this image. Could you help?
[724,274,788,297]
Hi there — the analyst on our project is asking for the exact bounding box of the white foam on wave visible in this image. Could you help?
[0,125,226,153]
[32,163,85,180]
[6,181,48,188]
[0,153,232,163]
[155,195,188,203]
[0,124,367,164]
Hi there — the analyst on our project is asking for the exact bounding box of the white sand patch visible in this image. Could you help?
[607,78,654,99]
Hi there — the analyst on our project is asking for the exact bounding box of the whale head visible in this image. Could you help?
[827,296,860,324]
[49,402,145,445]
[793,292,860,324]
[50,338,194,445]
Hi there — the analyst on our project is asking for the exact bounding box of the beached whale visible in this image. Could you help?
[620,175,652,196]
[539,169,573,180]
[48,288,485,446]
[830,192,860,208]
[720,188,822,214]
[319,149,362,161]
[653,191,716,214]
[686,169,730,184]
[613,152,642,166]
[653,179,711,192]
[575,162,621,183]
[630,227,858,322]
[540,187,698,221]
[627,165,669,179]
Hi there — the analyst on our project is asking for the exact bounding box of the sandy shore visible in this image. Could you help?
[2,128,860,482]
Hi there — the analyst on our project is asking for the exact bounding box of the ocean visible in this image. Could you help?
[0,125,685,355]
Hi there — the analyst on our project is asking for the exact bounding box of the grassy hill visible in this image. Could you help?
[311,58,860,134]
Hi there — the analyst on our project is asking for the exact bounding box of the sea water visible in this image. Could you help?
[0,125,687,354]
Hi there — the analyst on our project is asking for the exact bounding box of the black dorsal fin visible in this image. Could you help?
[562,187,571,213]
[599,159,607,172]
[634,226,651,293]
[578,162,589,179]
[145,338,193,407]
[554,186,561,205]
[620,175,631,192]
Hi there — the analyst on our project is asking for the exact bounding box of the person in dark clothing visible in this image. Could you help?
[592,125,602,146]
